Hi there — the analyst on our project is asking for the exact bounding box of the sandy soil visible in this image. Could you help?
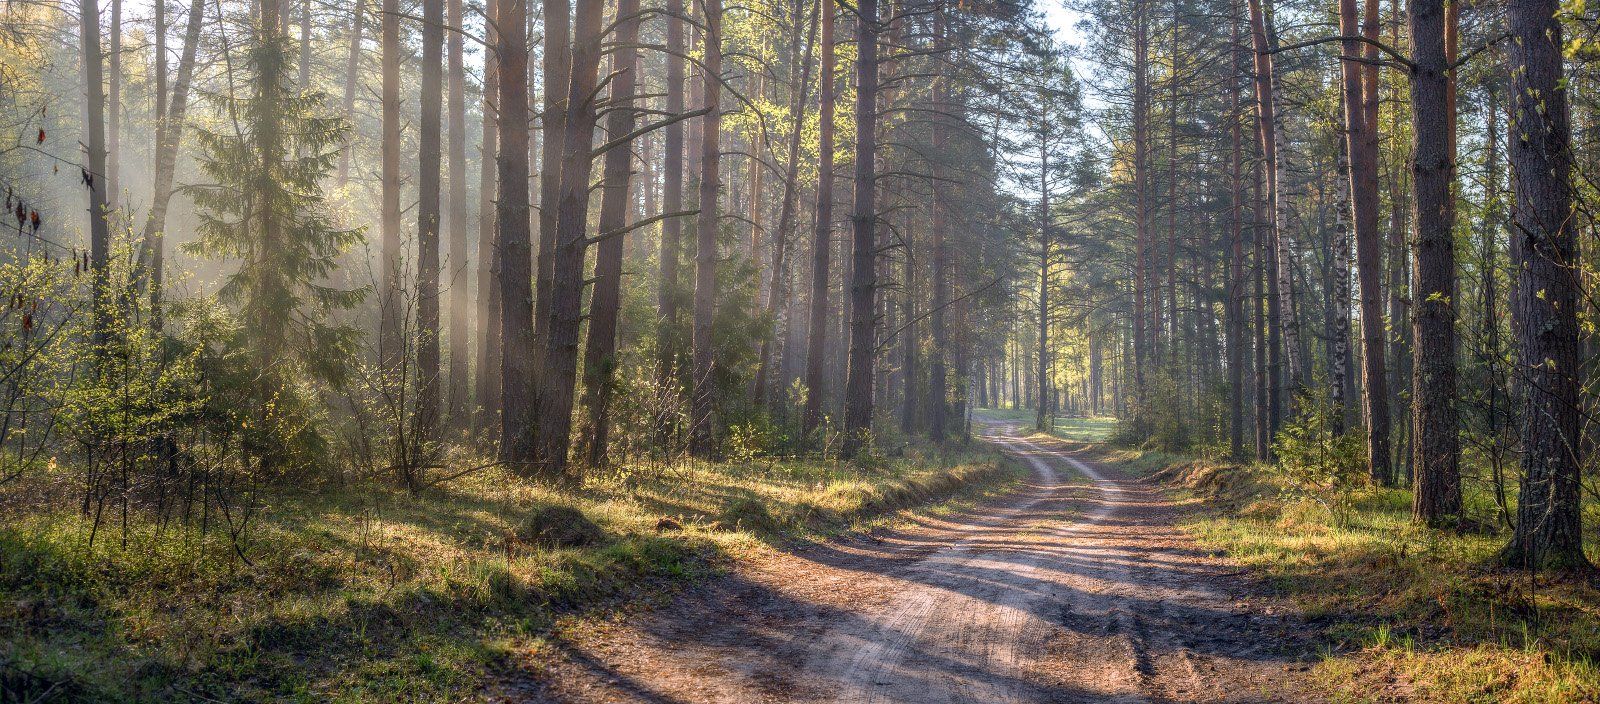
[494,420,1321,703]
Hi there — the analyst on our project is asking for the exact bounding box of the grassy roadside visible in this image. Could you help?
[1067,435,1600,703]
[0,444,1022,702]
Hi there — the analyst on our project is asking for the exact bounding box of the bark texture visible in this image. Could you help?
[1502,0,1589,570]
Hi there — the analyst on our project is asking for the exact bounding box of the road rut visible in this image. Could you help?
[503,420,1318,703]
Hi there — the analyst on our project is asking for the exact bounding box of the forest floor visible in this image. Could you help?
[0,441,1018,702]
[499,417,1321,703]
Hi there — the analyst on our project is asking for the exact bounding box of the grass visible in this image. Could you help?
[1098,446,1600,703]
[0,443,1022,702]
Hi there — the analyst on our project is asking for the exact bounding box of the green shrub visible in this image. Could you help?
[1271,394,1368,525]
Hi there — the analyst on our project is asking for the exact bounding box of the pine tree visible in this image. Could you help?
[184,0,363,387]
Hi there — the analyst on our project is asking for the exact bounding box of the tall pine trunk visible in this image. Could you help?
[801,0,835,439]
[579,0,642,466]
[1226,0,1246,458]
[496,0,536,466]
[1341,0,1391,483]
[1408,0,1461,524]
[534,0,573,345]
[689,0,724,457]
[841,0,878,457]
[475,0,501,434]
[928,12,950,442]
[1035,137,1051,434]
[1501,0,1589,570]
[446,0,471,424]
[379,0,402,366]
[655,0,687,444]
[1247,0,1304,400]
[534,0,607,477]
[81,0,110,349]
[416,0,445,446]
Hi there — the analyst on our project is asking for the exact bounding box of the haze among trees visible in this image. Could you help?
[4,0,1600,696]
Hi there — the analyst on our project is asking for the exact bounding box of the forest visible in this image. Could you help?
[3,0,1600,696]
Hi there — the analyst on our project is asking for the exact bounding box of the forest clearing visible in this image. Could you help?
[6,0,1600,697]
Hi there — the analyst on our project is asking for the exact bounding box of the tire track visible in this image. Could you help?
[511,418,1316,704]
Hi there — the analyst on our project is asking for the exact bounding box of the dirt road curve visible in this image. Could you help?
[504,420,1318,703]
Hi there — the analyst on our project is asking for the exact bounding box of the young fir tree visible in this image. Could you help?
[184,0,363,466]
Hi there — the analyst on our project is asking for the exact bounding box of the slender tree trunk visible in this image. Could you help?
[297,0,311,86]
[496,0,536,466]
[141,0,205,328]
[379,0,402,366]
[1501,0,1589,570]
[338,0,364,187]
[841,0,879,457]
[81,0,110,349]
[416,0,445,448]
[655,0,687,443]
[155,0,166,147]
[534,0,572,345]
[1262,161,1283,443]
[107,0,120,205]
[901,214,918,432]
[1036,137,1051,434]
[1341,0,1391,483]
[1227,0,1246,458]
[801,0,835,438]
[1131,0,1150,427]
[579,0,641,466]
[534,0,607,477]
[1247,0,1305,399]
[475,0,501,433]
[689,0,724,457]
[1329,122,1353,434]
[446,0,470,424]
[1480,77,1511,526]
[1408,0,1462,524]
[928,13,950,442]
[754,0,818,406]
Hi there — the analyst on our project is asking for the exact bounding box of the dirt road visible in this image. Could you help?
[504,421,1318,703]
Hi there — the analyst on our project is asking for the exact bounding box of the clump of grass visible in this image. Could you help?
[719,498,780,533]
[517,505,608,547]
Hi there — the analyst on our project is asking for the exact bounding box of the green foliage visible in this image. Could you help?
[182,13,362,383]
[180,15,361,476]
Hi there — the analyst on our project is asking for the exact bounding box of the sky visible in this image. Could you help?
[1041,0,1085,47]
